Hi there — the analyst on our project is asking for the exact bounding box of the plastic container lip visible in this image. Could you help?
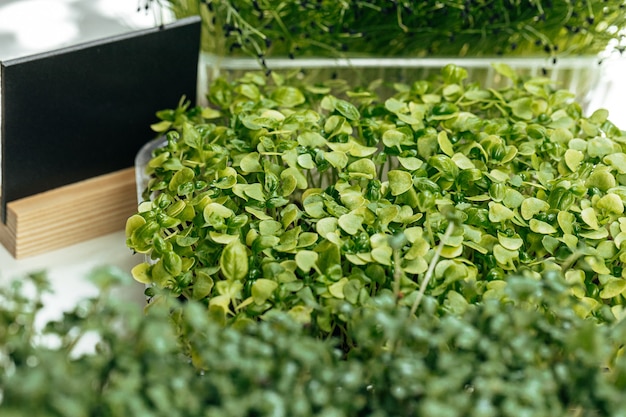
[201,53,605,70]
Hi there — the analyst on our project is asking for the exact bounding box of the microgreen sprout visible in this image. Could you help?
[141,0,626,62]
[128,64,626,349]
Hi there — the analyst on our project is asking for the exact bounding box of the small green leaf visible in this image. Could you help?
[338,213,363,235]
[586,169,616,191]
[163,251,182,276]
[388,170,413,196]
[204,203,234,222]
[281,167,308,189]
[176,235,199,247]
[521,198,550,221]
[492,62,518,83]
[125,214,146,237]
[502,189,524,209]
[183,122,202,149]
[599,278,626,299]
[252,279,279,305]
[131,263,152,284]
[343,279,362,304]
[385,97,407,113]
[498,233,523,250]
[328,278,349,299]
[397,156,423,171]
[193,270,214,300]
[382,129,412,151]
[451,153,475,170]
[271,86,305,107]
[347,159,377,179]
[210,232,240,244]
[220,240,249,281]
[246,206,273,220]
[564,149,584,172]
[604,153,626,174]
[508,97,533,120]
[437,131,454,156]
[316,217,338,238]
[259,220,282,236]
[150,120,172,132]
[297,232,319,248]
[542,235,560,254]
[304,195,326,218]
[347,140,378,157]
[428,154,458,181]
[581,207,599,229]
[169,167,195,193]
[529,219,557,234]
[585,256,611,274]
[596,193,624,215]
[209,294,232,317]
[236,83,261,100]
[589,108,609,124]
[324,115,352,137]
[550,127,573,144]
[295,250,319,273]
[240,152,263,173]
[287,305,313,324]
[588,137,617,158]
[243,183,266,202]
[441,64,468,84]
[201,107,221,119]
[298,131,327,148]
[298,153,316,169]
[335,98,360,120]
[325,151,349,169]
[488,202,515,223]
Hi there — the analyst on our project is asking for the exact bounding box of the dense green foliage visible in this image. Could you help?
[1,269,625,416]
[142,0,626,59]
[127,65,626,347]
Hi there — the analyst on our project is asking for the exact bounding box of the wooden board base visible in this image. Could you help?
[0,168,138,259]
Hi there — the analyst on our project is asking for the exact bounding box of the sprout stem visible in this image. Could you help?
[409,221,455,316]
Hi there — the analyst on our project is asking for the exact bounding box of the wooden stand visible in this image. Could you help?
[0,168,138,259]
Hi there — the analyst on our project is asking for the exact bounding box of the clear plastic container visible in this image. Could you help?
[198,53,611,112]
[134,136,167,205]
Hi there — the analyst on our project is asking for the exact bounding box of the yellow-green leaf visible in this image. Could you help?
[599,278,626,299]
[295,250,319,273]
[488,202,515,222]
[581,207,599,229]
[564,149,584,172]
[252,279,279,305]
[529,219,557,234]
[338,213,363,235]
[220,240,248,281]
[329,278,349,298]
[131,263,152,284]
[521,197,549,220]
[388,170,413,196]
[437,131,454,156]
[596,193,624,215]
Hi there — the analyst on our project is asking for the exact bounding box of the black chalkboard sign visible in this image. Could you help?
[1,16,201,222]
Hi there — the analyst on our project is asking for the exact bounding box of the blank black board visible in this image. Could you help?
[1,16,201,223]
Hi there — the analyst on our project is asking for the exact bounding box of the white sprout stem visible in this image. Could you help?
[409,221,455,316]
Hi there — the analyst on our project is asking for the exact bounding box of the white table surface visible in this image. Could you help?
[0,231,147,323]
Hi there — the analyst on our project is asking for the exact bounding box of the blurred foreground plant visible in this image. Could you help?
[1,268,626,416]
